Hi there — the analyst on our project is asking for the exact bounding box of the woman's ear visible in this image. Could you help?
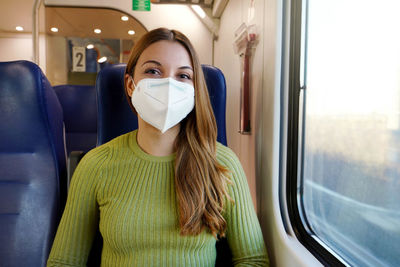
[125,74,134,97]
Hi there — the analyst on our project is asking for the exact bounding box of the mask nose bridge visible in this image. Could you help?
[135,78,191,105]
[170,82,185,91]
[148,78,184,105]
[149,80,170,88]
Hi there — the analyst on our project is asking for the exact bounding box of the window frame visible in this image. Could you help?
[285,0,348,265]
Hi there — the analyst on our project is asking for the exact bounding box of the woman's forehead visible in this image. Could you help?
[137,40,193,68]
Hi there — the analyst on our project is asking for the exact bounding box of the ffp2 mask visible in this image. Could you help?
[131,77,195,133]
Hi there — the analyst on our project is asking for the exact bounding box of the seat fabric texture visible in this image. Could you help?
[54,84,97,155]
[0,60,66,267]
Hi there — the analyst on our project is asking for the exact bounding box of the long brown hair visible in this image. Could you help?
[125,28,231,237]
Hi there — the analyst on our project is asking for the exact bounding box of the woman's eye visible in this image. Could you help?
[179,73,192,80]
[145,68,161,75]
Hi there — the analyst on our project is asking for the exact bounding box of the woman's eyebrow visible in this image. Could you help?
[141,60,192,71]
[179,66,193,71]
[141,60,161,66]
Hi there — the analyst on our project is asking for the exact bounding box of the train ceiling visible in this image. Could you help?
[45,7,148,39]
[151,0,213,7]
[0,0,228,34]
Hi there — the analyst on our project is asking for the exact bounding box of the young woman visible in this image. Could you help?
[48,28,268,266]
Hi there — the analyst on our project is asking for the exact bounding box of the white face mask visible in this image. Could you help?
[131,77,195,133]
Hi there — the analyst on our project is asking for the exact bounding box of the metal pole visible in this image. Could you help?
[32,0,42,64]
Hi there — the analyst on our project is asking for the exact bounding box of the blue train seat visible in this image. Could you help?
[95,64,138,145]
[202,64,228,146]
[53,85,97,155]
[86,63,231,267]
[0,60,67,267]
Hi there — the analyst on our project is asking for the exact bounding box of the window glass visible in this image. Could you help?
[301,0,400,266]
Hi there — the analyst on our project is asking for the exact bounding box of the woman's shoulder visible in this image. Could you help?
[216,142,242,171]
[96,131,133,150]
[216,143,249,204]
[80,131,133,166]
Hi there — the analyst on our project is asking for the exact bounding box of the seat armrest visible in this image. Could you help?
[67,151,86,189]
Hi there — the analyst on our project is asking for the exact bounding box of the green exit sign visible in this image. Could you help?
[132,0,151,11]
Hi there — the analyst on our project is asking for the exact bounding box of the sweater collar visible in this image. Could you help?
[129,130,175,163]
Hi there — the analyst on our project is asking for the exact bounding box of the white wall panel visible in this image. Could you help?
[214,0,264,210]
[0,33,47,73]
[215,0,322,266]
[0,36,33,62]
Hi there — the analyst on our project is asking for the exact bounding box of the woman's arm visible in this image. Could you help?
[217,144,269,267]
[47,147,108,267]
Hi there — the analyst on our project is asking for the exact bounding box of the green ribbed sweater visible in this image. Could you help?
[47,130,268,266]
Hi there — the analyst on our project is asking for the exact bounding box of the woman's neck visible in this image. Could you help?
[136,118,180,157]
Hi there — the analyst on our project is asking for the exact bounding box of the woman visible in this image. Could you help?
[48,28,268,266]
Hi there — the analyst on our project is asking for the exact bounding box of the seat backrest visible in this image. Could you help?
[202,64,227,146]
[95,64,138,146]
[0,60,66,267]
[53,84,97,155]
[96,63,227,146]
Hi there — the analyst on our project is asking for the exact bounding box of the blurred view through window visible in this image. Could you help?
[301,0,400,266]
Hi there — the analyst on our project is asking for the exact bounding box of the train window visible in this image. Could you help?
[288,0,400,266]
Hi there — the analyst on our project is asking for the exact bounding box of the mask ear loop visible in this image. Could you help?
[130,76,139,91]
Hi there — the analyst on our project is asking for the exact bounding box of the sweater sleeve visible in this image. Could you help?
[217,144,269,267]
[47,147,109,267]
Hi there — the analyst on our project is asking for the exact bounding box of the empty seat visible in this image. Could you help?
[53,84,97,155]
[0,60,67,267]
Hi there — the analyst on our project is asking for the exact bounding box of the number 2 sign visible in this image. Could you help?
[72,46,86,72]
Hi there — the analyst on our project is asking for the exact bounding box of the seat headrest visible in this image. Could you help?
[0,60,66,265]
[202,64,227,146]
[0,61,66,170]
[96,64,138,146]
[96,64,227,146]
